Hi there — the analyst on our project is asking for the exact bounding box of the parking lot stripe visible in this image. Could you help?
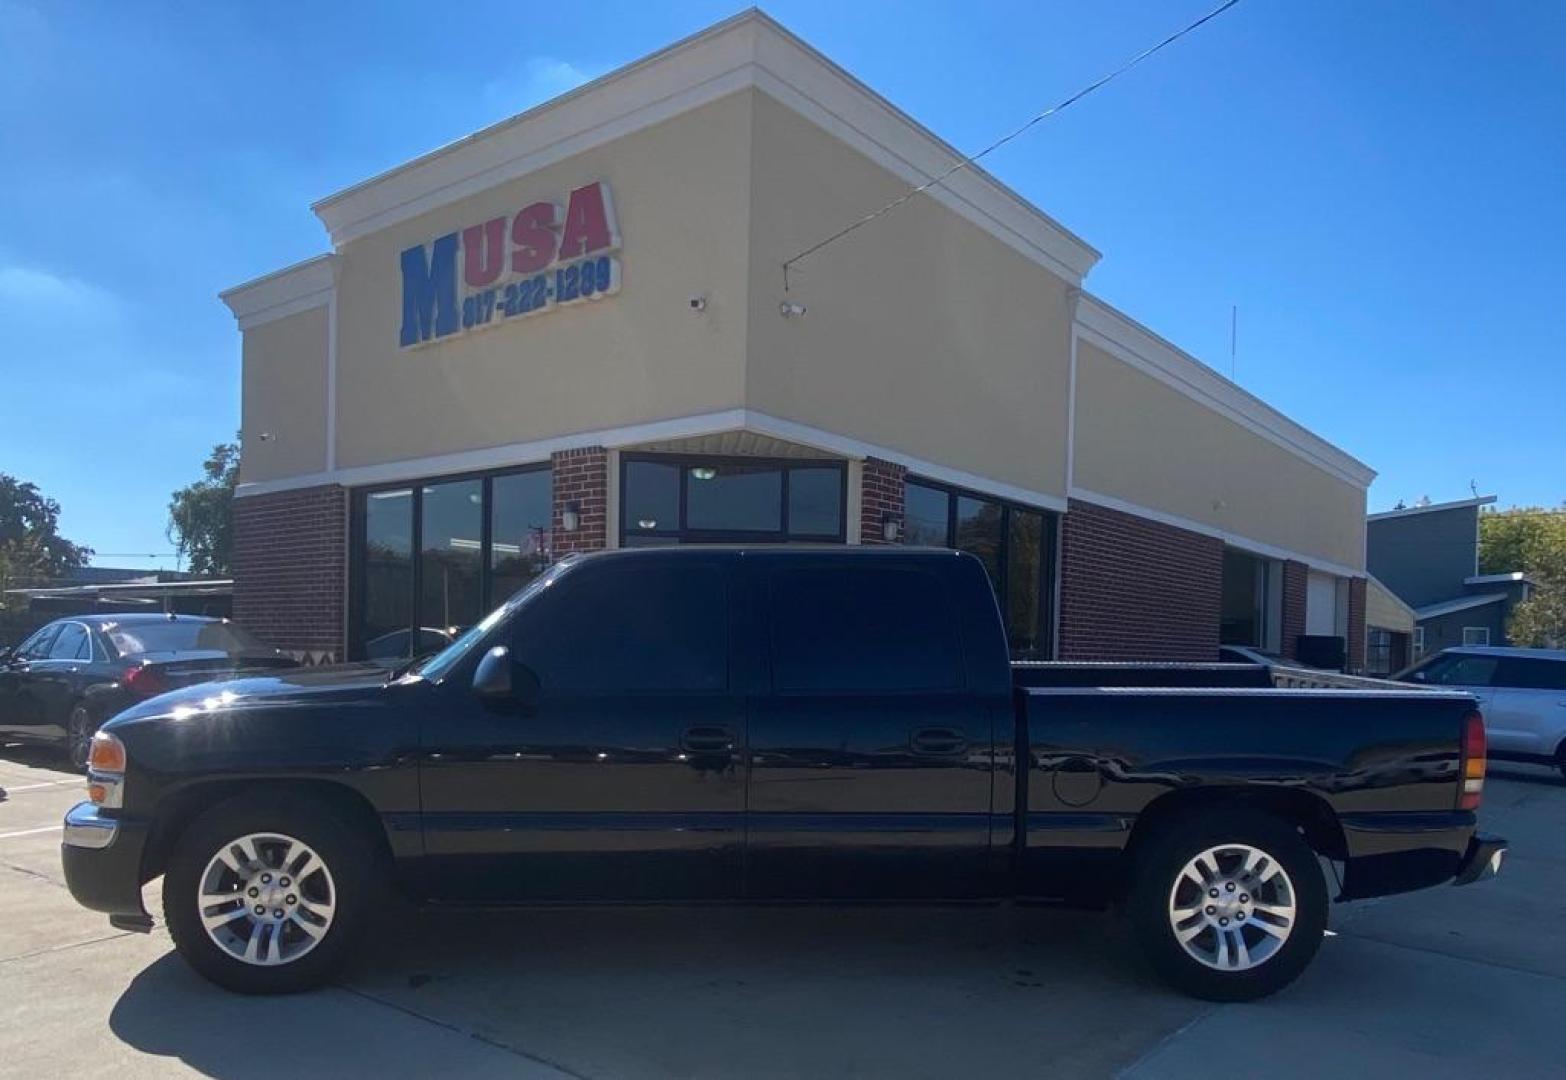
[0,825,62,840]
[2,781,79,793]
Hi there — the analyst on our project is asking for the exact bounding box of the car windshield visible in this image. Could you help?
[104,620,268,657]
[411,569,560,682]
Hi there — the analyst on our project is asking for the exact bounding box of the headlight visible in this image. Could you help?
[87,731,126,809]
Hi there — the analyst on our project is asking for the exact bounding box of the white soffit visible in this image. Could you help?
[1074,293,1376,490]
[220,255,335,330]
[307,11,1100,282]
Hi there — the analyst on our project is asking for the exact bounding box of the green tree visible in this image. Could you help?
[1480,505,1566,648]
[0,475,92,601]
[168,439,240,576]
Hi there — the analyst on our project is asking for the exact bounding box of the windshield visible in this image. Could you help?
[411,569,559,682]
[105,619,268,657]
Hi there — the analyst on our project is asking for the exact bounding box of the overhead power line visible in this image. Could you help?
[781,0,1245,289]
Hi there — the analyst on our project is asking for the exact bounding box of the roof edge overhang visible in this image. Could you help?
[1073,293,1377,491]
[1368,495,1499,522]
[219,254,335,330]
[305,9,1100,282]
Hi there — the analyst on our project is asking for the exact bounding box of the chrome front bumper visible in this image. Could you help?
[62,801,118,850]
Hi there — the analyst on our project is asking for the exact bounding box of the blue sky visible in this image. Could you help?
[2,1,1562,569]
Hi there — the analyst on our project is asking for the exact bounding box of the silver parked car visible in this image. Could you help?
[1398,647,1566,777]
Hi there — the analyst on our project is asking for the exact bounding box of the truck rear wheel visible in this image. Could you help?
[1129,808,1326,1002]
[163,793,373,994]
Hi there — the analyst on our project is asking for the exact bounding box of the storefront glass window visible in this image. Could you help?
[904,482,949,546]
[419,479,483,633]
[624,460,680,538]
[354,466,550,661]
[904,477,1056,659]
[362,489,414,660]
[687,463,782,532]
[955,495,1003,590]
[490,470,552,603]
[787,467,843,537]
[620,455,845,545]
[1007,510,1045,654]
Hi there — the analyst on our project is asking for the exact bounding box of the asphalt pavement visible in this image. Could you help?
[2,744,1560,1079]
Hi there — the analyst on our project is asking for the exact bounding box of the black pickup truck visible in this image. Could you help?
[61,547,1504,1001]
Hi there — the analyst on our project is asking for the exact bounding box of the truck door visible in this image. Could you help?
[416,554,746,902]
[744,555,1004,900]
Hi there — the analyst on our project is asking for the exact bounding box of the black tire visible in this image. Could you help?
[163,792,375,994]
[66,704,96,773]
[1128,808,1327,1002]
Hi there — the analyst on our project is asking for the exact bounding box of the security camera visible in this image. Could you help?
[779,300,807,318]
[688,294,707,312]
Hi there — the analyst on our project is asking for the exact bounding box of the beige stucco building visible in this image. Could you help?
[221,10,1375,667]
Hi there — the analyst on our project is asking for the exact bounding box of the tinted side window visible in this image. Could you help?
[516,563,728,693]
[1420,654,1501,687]
[18,625,60,659]
[49,623,89,660]
[1498,658,1566,691]
[769,565,963,692]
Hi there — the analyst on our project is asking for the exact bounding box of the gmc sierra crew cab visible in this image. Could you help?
[61,547,1505,1001]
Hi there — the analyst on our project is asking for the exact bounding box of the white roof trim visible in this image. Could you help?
[1068,486,1365,579]
[307,10,1099,281]
[219,255,335,330]
[1074,294,1375,490]
[1465,571,1528,585]
[1413,593,1509,620]
[235,407,1069,513]
[1367,495,1497,521]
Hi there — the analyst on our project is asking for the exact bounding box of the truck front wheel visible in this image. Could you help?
[163,793,374,994]
[1128,808,1327,1002]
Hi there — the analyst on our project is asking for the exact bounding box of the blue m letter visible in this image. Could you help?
[399,233,460,346]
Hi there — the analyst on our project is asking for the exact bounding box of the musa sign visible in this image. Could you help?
[399,180,621,348]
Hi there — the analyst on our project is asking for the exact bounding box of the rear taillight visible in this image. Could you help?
[122,664,168,697]
[1459,710,1486,811]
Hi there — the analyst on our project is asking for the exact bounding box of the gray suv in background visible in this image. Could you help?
[1399,647,1566,778]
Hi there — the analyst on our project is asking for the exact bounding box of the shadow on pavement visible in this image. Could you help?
[108,906,1191,1080]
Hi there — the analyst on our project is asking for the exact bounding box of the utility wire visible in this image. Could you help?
[781,0,1244,289]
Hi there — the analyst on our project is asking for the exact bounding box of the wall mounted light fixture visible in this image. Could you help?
[882,512,903,543]
[561,501,581,532]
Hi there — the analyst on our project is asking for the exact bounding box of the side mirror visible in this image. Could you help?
[470,646,540,713]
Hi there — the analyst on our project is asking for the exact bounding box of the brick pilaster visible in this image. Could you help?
[859,457,907,546]
[231,484,347,663]
[1346,576,1368,674]
[551,446,608,556]
[1057,498,1224,662]
[1281,560,1309,660]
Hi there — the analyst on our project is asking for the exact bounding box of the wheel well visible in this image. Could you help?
[1122,786,1348,880]
[141,779,394,885]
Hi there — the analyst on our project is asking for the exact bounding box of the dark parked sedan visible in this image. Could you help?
[0,614,297,769]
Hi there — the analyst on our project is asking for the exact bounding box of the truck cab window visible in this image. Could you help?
[514,563,728,693]
[768,565,962,692]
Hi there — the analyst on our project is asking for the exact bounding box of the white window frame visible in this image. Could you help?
[1412,626,1425,659]
[1462,626,1490,647]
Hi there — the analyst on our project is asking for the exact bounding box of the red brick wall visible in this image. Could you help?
[1346,576,1367,674]
[551,447,608,556]
[1057,499,1224,661]
[859,457,907,545]
[231,485,347,663]
[1281,560,1309,660]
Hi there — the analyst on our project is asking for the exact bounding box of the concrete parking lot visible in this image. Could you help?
[3,746,1562,1080]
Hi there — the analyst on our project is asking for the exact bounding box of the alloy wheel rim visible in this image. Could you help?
[1167,843,1296,972]
[197,832,336,967]
[68,710,92,770]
